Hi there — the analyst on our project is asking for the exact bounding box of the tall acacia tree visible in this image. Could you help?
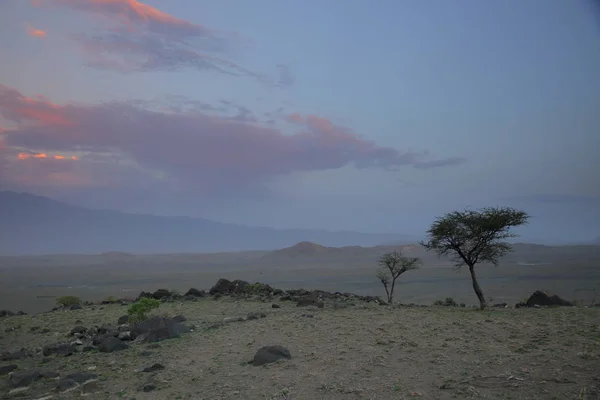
[420,207,529,310]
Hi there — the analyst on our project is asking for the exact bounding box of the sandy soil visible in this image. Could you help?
[1,297,599,400]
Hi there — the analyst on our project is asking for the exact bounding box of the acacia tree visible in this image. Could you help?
[376,251,421,303]
[420,207,529,310]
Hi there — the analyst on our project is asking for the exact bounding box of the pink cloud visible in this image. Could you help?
[26,25,47,38]
[0,84,464,193]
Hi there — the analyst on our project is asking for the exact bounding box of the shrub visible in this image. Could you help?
[245,282,266,294]
[56,296,81,307]
[433,297,458,307]
[104,296,117,303]
[127,297,160,322]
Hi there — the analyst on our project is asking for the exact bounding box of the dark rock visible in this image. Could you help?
[172,314,186,323]
[82,380,100,394]
[70,325,87,335]
[525,291,574,307]
[246,312,266,320]
[56,378,79,392]
[43,342,74,357]
[16,310,26,315]
[131,316,190,343]
[1,348,29,361]
[118,331,132,341]
[279,295,294,302]
[97,324,114,334]
[139,350,153,357]
[0,364,18,375]
[142,384,157,392]
[8,368,59,388]
[271,304,281,309]
[70,304,82,310]
[301,313,314,318]
[152,289,172,300]
[0,310,15,317]
[56,372,98,392]
[185,288,206,297]
[98,337,129,353]
[137,291,154,300]
[184,295,197,301]
[251,345,292,366]
[296,297,324,308]
[30,326,40,332]
[142,363,165,373]
[117,315,129,325]
[209,278,249,295]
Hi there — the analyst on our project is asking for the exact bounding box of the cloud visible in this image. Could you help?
[503,194,600,205]
[413,157,467,169]
[26,25,47,38]
[40,0,287,85]
[0,84,464,195]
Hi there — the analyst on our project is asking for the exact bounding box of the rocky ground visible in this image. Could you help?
[1,280,599,400]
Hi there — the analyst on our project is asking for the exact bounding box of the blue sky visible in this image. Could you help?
[0,0,599,243]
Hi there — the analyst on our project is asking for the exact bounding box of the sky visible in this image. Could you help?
[0,0,599,244]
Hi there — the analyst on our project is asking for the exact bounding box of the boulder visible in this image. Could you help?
[152,289,172,300]
[97,336,129,353]
[117,315,130,325]
[251,345,291,366]
[185,288,206,297]
[525,291,574,307]
[8,369,59,388]
[209,278,249,295]
[43,342,75,357]
[0,364,18,375]
[131,316,190,343]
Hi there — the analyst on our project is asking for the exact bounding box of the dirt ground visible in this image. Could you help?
[1,297,599,400]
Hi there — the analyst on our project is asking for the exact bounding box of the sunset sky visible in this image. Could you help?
[1,0,599,243]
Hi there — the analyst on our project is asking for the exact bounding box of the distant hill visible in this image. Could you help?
[0,191,417,255]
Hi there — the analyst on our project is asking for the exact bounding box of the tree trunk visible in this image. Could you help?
[469,265,487,310]
[389,279,396,304]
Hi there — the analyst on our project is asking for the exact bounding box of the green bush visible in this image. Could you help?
[127,298,160,322]
[245,282,266,294]
[56,296,81,307]
[433,297,458,307]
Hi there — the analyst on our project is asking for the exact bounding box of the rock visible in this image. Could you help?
[271,304,281,309]
[70,325,87,335]
[131,316,190,343]
[117,315,129,325]
[525,291,574,307]
[152,289,171,300]
[142,363,165,373]
[296,297,324,308]
[0,310,15,317]
[184,288,206,297]
[251,345,292,366]
[70,304,82,310]
[279,295,294,302]
[1,348,29,361]
[137,291,154,300]
[172,314,186,323]
[492,303,508,308]
[223,316,245,323]
[0,364,18,375]
[209,278,249,296]
[246,312,266,320]
[142,384,157,392]
[43,342,74,357]
[82,379,100,394]
[8,369,59,388]
[56,372,98,392]
[97,337,129,353]
[118,331,132,341]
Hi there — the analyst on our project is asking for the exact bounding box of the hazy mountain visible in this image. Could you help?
[0,191,417,255]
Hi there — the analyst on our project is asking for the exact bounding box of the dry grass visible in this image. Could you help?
[1,298,600,399]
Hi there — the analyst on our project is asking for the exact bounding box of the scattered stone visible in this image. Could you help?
[296,297,324,308]
[142,363,165,373]
[142,384,157,392]
[251,345,292,366]
[0,364,18,375]
[172,314,186,323]
[271,304,281,309]
[185,288,206,297]
[56,372,98,393]
[97,337,129,353]
[131,316,190,343]
[152,289,172,300]
[117,315,129,325]
[246,312,266,320]
[8,368,59,388]
[525,291,574,307]
[87,366,97,371]
[43,342,74,357]
[70,325,87,335]
[118,331,132,341]
[1,348,29,361]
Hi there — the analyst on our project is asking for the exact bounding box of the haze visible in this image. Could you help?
[1,0,599,245]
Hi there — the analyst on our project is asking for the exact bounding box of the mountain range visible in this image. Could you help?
[0,191,417,255]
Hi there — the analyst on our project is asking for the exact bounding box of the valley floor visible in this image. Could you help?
[1,298,600,400]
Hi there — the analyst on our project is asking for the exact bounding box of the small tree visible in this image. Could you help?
[127,297,160,322]
[420,206,529,310]
[376,251,421,303]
